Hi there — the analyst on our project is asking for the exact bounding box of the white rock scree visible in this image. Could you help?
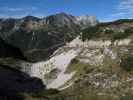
[30,49,80,89]
[24,37,132,90]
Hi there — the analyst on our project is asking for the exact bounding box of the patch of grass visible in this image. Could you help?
[81,19,133,41]
[81,26,101,41]
[0,58,22,70]
[120,94,133,100]
[60,86,119,100]
[31,89,60,98]
[61,58,93,89]
[125,28,133,34]
[70,58,79,64]
[120,53,133,72]
[65,58,92,77]
[100,48,130,79]
[98,19,133,26]
[112,31,129,40]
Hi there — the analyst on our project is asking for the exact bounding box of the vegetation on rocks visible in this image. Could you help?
[31,89,60,98]
[98,19,133,26]
[82,26,101,41]
[81,19,133,41]
[120,53,133,71]
[65,58,91,77]
[112,31,127,40]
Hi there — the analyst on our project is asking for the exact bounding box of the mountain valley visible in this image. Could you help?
[0,13,133,100]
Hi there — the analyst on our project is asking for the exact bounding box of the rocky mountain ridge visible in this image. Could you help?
[0,13,98,31]
[0,12,98,62]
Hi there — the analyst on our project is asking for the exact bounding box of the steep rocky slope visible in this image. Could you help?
[2,35,132,99]
[22,36,132,100]
[4,35,130,99]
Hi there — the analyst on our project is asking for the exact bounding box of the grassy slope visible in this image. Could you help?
[81,19,133,41]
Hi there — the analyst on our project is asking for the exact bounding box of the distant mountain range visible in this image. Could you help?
[0,12,98,62]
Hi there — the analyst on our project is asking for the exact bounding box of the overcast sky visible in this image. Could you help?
[0,0,133,21]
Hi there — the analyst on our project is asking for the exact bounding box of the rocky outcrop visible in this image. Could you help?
[67,36,132,48]
[28,49,79,89]
[76,16,98,28]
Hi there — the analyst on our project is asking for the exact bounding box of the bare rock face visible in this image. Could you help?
[45,13,98,29]
[76,16,98,28]
[46,12,78,28]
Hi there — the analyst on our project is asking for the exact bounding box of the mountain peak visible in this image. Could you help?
[22,15,40,21]
[56,12,68,16]
[45,12,98,28]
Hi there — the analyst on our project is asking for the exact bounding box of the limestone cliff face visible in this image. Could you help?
[67,36,132,48]
[45,13,78,28]
[45,13,98,29]
[76,16,98,28]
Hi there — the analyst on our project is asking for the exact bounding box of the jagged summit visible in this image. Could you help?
[45,12,98,28]
[0,12,98,29]
[54,12,70,16]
